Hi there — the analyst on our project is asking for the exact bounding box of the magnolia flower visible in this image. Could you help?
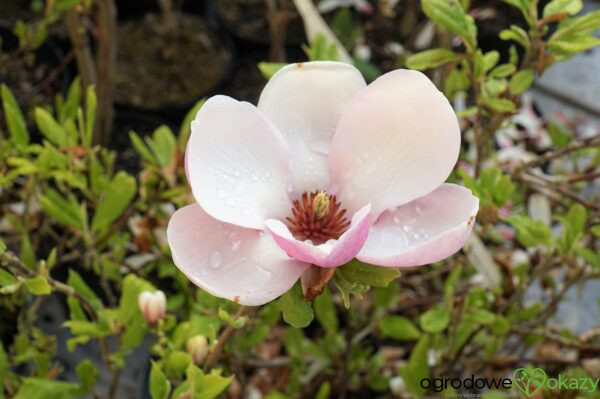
[138,290,166,324]
[167,61,479,306]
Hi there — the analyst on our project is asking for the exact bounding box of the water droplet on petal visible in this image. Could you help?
[309,139,330,155]
[209,251,223,269]
[217,189,226,199]
[225,197,236,207]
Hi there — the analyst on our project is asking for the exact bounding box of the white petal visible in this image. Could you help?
[258,61,366,195]
[167,204,309,306]
[329,69,461,218]
[186,95,292,230]
[357,184,478,267]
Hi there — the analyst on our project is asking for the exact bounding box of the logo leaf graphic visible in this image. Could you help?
[513,368,546,397]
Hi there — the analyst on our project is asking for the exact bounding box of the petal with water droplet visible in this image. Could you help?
[329,69,461,218]
[186,95,293,230]
[357,184,478,267]
[167,204,309,306]
[258,62,366,195]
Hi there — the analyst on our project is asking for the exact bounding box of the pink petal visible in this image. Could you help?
[258,62,366,195]
[167,204,309,306]
[264,204,372,268]
[329,69,461,218]
[357,184,479,267]
[186,95,293,230]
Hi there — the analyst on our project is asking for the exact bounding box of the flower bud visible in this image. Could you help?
[389,376,407,396]
[138,290,166,324]
[186,335,209,365]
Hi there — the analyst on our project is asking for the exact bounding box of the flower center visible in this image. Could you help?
[286,191,351,245]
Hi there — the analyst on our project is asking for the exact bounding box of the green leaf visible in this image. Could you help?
[543,0,582,18]
[499,25,531,48]
[508,215,553,247]
[129,131,157,164]
[547,120,572,147]
[337,260,400,287]
[379,316,421,341]
[352,58,382,82]
[25,276,52,295]
[67,269,102,309]
[186,364,233,399]
[548,35,600,56]
[278,283,314,328]
[421,0,477,48]
[218,307,247,329]
[1,84,29,147]
[559,204,587,253]
[258,62,287,79]
[313,287,338,334]
[420,308,450,333]
[76,359,99,393]
[35,108,69,146]
[148,126,177,167]
[548,10,600,56]
[91,171,136,233]
[484,98,516,112]
[509,69,535,95]
[444,67,470,100]
[39,189,86,230]
[150,362,171,399]
[405,48,459,70]
[400,335,430,396]
[502,0,535,25]
[60,77,81,123]
[489,63,516,78]
[0,342,8,394]
[20,233,36,269]
[0,268,16,286]
[165,351,193,380]
[179,99,205,149]
[13,378,81,399]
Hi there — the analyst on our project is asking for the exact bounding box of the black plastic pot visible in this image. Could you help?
[209,0,306,48]
[0,20,73,132]
[220,48,306,104]
[112,11,235,122]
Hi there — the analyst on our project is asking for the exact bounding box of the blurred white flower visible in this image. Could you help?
[187,335,209,365]
[138,290,166,324]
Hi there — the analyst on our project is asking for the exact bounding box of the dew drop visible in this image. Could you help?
[216,189,227,199]
[209,251,223,269]
[309,140,330,155]
[228,233,242,251]
[286,182,294,192]
[234,170,241,178]
[225,197,237,207]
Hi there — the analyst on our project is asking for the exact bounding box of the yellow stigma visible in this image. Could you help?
[313,191,330,221]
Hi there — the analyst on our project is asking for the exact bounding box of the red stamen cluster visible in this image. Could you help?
[286,192,350,245]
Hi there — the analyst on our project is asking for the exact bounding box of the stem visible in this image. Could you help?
[64,8,97,90]
[203,306,248,373]
[1,250,98,321]
[514,134,600,172]
[96,0,117,146]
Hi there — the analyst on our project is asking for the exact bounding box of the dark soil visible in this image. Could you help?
[114,13,232,110]
[214,0,305,45]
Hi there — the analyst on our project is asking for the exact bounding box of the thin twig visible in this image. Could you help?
[203,306,248,373]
